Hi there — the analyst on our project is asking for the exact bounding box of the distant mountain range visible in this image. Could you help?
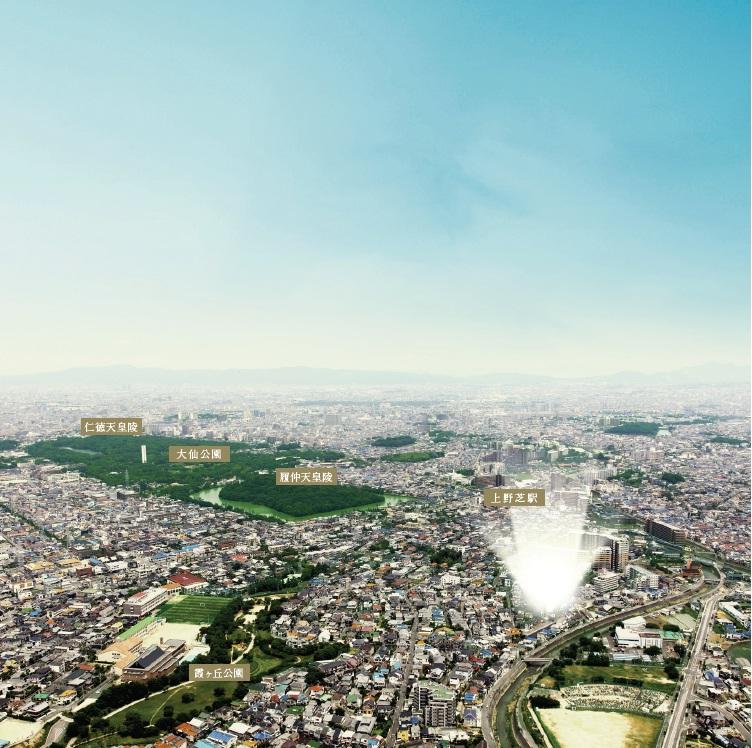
[0,362,748,387]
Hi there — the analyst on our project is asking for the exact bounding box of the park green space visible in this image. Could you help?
[158,595,232,625]
[370,435,416,447]
[107,681,219,733]
[728,640,751,662]
[79,735,153,748]
[614,468,646,487]
[104,632,286,742]
[194,487,409,521]
[709,434,749,445]
[429,429,456,443]
[248,645,285,679]
[26,435,385,517]
[555,450,590,464]
[660,472,685,484]
[504,469,533,480]
[605,422,660,436]
[590,513,639,530]
[561,663,676,693]
[219,477,384,515]
[381,450,443,462]
[538,708,661,748]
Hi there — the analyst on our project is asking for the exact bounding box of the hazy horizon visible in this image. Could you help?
[1,360,749,388]
[2,1,749,377]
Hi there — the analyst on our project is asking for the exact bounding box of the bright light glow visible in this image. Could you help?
[491,505,594,614]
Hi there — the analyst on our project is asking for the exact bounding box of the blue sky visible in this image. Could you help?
[1,0,749,375]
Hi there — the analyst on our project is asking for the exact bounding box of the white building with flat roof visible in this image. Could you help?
[614,627,641,648]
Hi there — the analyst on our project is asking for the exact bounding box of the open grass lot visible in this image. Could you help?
[80,735,154,748]
[665,613,696,631]
[158,595,232,624]
[562,664,676,693]
[728,640,751,662]
[107,680,219,731]
[248,646,285,678]
[250,628,311,677]
[538,709,662,748]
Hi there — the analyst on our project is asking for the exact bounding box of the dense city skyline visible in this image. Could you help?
[0,381,748,748]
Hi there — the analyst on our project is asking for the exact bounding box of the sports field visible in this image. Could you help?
[159,595,232,624]
[141,622,203,648]
[539,709,662,748]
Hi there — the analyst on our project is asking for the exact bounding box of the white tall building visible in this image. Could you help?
[594,571,619,595]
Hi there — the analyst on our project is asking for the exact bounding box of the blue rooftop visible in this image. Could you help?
[207,730,234,745]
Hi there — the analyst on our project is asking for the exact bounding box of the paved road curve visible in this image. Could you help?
[44,716,72,748]
[694,697,751,744]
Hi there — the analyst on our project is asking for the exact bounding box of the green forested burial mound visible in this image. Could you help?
[381,451,443,462]
[219,477,384,516]
[370,435,416,447]
[605,422,660,436]
[27,436,380,517]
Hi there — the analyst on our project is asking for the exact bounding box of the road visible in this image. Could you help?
[694,697,751,743]
[233,633,255,663]
[481,569,722,748]
[661,576,726,748]
[385,606,419,748]
[43,716,72,748]
[525,576,712,662]
[70,674,116,713]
